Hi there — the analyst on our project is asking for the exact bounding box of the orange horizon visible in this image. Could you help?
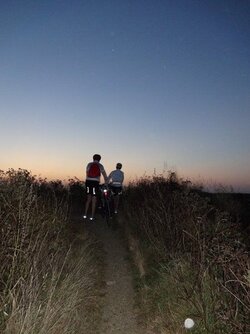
[1,166,249,193]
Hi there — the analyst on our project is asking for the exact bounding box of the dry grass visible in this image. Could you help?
[0,169,100,334]
[121,173,249,333]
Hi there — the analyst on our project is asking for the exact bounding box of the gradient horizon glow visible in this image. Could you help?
[1,1,250,192]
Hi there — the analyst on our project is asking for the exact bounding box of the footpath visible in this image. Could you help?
[70,211,144,334]
[88,217,143,334]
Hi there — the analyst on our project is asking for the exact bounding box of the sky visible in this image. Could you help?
[1,0,250,192]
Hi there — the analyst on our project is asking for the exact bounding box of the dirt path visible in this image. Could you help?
[86,216,143,334]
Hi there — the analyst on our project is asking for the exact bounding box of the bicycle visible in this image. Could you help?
[99,184,113,226]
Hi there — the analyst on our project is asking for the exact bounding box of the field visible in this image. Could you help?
[120,173,249,333]
[0,169,249,333]
[0,169,102,334]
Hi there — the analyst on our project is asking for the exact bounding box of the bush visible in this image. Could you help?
[0,169,98,333]
[121,173,249,333]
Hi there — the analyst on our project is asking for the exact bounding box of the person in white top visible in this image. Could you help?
[107,163,124,214]
[83,154,108,221]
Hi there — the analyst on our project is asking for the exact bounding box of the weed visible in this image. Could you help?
[120,173,249,333]
[0,169,100,333]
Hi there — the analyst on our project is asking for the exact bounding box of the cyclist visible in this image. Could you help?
[83,154,108,221]
[107,163,124,214]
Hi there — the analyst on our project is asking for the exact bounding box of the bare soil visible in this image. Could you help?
[70,212,144,333]
[87,216,143,334]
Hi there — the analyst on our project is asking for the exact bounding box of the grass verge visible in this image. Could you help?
[120,173,249,333]
[0,169,102,333]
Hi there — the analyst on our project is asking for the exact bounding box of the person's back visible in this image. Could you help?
[108,168,124,187]
[108,163,124,214]
[84,154,107,220]
[86,160,106,182]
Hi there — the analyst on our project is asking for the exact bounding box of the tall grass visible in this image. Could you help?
[121,173,249,333]
[0,169,99,333]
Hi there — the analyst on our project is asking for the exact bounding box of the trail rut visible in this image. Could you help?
[87,217,143,334]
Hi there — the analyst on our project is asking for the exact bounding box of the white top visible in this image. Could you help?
[108,169,124,187]
[86,160,108,182]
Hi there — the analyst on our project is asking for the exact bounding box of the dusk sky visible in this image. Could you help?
[1,1,250,192]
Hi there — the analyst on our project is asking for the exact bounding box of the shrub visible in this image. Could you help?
[121,173,249,333]
[0,169,98,333]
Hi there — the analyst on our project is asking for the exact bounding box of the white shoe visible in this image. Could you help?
[83,215,87,219]
[89,217,95,221]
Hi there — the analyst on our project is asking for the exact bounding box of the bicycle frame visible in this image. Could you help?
[99,184,113,225]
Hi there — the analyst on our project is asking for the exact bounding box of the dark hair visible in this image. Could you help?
[116,163,122,169]
[93,154,101,161]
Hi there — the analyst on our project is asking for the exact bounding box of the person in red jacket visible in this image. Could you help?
[83,154,107,221]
